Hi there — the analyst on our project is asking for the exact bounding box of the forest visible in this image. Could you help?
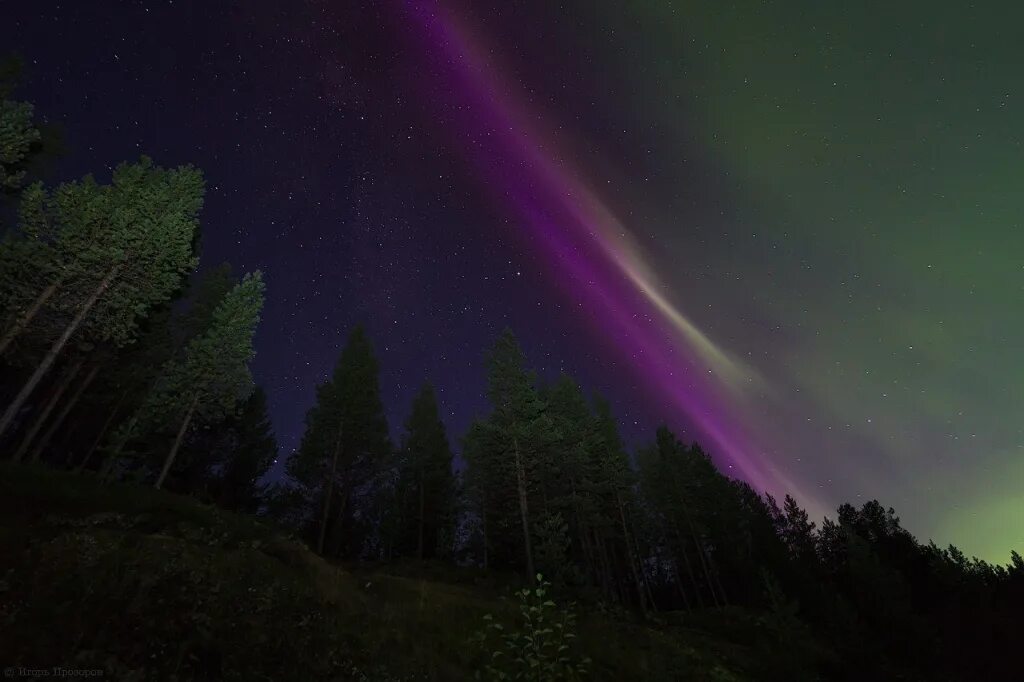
[2,60,1022,681]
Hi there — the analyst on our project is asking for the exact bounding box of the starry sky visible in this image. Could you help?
[4,1,1022,561]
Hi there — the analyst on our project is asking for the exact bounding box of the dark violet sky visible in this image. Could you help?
[4,1,1023,561]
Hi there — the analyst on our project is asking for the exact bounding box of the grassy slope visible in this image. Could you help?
[0,465,805,681]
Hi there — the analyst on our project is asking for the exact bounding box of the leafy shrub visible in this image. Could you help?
[472,574,590,681]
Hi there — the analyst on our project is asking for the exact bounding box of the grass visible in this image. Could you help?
[0,463,816,680]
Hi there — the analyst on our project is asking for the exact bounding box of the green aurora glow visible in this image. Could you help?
[575,1,1024,561]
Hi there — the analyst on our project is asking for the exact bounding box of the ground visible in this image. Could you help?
[0,464,821,680]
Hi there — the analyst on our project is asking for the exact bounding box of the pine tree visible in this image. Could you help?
[0,64,41,192]
[0,183,65,359]
[146,271,264,489]
[96,265,241,470]
[10,355,85,463]
[592,394,649,613]
[0,157,204,440]
[543,376,593,561]
[637,427,728,609]
[469,329,555,581]
[25,357,101,463]
[16,247,221,478]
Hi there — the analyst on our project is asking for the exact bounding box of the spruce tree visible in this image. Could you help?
[462,416,513,570]
[211,387,278,512]
[779,494,818,565]
[395,383,455,559]
[285,325,391,558]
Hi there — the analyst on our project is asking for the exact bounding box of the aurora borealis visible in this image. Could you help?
[402,2,1024,560]
[405,4,794,500]
[5,1,1022,561]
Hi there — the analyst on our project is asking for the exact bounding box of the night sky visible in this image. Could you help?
[5,1,1022,561]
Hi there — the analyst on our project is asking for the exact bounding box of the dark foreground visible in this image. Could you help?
[0,464,854,681]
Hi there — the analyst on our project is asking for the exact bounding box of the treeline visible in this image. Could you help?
[3,61,1023,680]
[269,326,1023,679]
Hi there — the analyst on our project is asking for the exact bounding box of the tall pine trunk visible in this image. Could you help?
[570,477,594,580]
[317,421,343,556]
[99,410,140,482]
[594,529,615,602]
[681,508,720,608]
[77,388,128,473]
[670,561,692,611]
[329,485,351,558]
[672,522,705,608]
[0,278,62,356]
[98,365,172,480]
[11,357,84,462]
[0,264,120,440]
[481,500,489,571]
[707,549,730,606]
[617,491,650,616]
[512,435,535,582]
[32,362,100,463]
[641,552,659,614]
[155,394,198,490]
[417,463,425,560]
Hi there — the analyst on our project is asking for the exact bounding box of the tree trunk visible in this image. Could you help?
[12,357,84,463]
[512,435,535,582]
[0,278,62,356]
[317,421,343,556]
[641,556,659,614]
[76,389,127,473]
[626,515,658,613]
[594,529,615,603]
[98,409,140,482]
[330,484,351,558]
[417,464,426,560]
[97,363,174,480]
[673,522,705,608]
[670,561,692,611]
[617,491,649,616]
[707,549,730,606]
[155,394,198,490]
[682,509,720,608]
[570,477,594,579]
[0,265,120,440]
[32,362,100,463]
[481,500,489,571]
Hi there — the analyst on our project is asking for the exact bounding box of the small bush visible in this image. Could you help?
[471,574,590,681]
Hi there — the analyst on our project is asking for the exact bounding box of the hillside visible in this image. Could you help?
[0,465,821,681]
